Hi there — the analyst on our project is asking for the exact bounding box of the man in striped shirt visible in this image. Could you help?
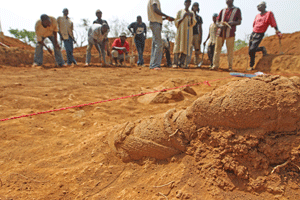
[211,0,242,71]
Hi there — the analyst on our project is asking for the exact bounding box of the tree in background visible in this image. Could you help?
[162,21,176,41]
[109,17,130,37]
[8,28,36,46]
[233,33,251,51]
[73,18,90,47]
[234,39,248,51]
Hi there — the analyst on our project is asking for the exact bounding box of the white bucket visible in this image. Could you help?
[130,56,135,65]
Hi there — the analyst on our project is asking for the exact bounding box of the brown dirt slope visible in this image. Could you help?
[0,32,300,200]
[0,35,34,50]
[222,31,300,73]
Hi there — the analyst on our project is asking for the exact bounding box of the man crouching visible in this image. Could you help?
[111,32,130,66]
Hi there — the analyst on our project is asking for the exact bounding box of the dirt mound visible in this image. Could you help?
[108,111,187,162]
[0,35,34,50]
[109,75,300,197]
[138,78,197,104]
[110,75,300,161]
[186,75,300,132]
[235,31,300,56]
[215,32,300,72]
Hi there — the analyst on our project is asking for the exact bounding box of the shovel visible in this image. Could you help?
[279,38,284,55]
[43,43,58,66]
[130,34,136,65]
[197,44,206,68]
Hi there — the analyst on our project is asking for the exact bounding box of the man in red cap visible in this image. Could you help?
[248,1,282,71]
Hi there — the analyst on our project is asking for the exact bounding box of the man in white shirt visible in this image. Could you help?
[85,23,110,66]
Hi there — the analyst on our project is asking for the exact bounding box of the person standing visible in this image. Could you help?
[85,23,110,66]
[173,0,196,69]
[33,14,65,67]
[248,1,282,71]
[128,16,147,66]
[93,9,110,63]
[203,13,218,68]
[147,0,174,69]
[211,0,242,71]
[187,2,203,66]
[57,8,77,66]
[111,32,130,66]
[93,9,110,28]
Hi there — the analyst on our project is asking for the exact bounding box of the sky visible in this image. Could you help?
[1,0,300,43]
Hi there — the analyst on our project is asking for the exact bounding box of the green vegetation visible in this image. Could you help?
[234,39,248,51]
[8,28,36,45]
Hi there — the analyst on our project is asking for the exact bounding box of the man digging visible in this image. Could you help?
[85,23,110,66]
[33,14,66,67]
[93,9,110,64]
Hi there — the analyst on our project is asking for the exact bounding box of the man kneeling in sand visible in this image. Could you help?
[111,32,130,66]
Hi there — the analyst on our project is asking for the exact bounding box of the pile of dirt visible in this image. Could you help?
[138,78,197,104]
[109,75,300,197]
[0,35,34,50]
[235,31,300,56]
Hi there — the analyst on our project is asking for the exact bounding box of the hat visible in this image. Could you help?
[95,9,102,14]
[119,32,127,38]
[258,1,266,6]
[213,13,218,17]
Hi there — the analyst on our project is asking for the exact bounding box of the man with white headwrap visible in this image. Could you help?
[247,1,282,71]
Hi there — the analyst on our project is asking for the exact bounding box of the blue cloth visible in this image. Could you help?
[230,72,257,78]
[135,37,145,65]
[33,36,65,66]
[63,37,77,65]
[149,22,163,69]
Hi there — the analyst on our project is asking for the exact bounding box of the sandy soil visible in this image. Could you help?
[0,32,300,199]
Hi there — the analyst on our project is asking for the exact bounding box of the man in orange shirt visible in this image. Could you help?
[33,14,65,67]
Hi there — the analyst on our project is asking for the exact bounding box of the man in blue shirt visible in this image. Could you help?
[128,16,147,66]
